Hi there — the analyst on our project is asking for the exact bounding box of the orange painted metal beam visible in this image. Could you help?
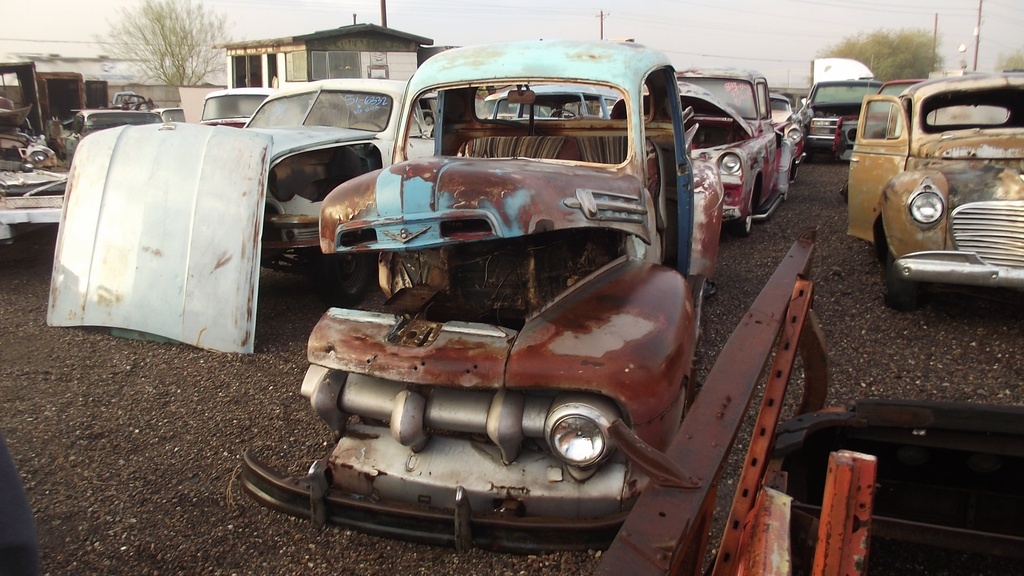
[812,450,877,576]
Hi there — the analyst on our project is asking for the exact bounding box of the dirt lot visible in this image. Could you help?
[1,162,1021,575]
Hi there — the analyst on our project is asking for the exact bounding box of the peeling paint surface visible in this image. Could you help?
[47,123,269,353]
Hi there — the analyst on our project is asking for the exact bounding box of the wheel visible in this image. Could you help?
[884,251,920,311]
[313,251,377,308]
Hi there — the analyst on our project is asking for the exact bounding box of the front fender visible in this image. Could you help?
[880,170,949,258]
[506,258,695,450]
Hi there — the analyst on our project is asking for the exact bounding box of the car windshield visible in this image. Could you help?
[812,84,879,104]
[683,78,757,119]
[201,95,270,121]
[85,113,162,130]
[247,90,394,131]
[771,98,790,113]
[159,109,186,123]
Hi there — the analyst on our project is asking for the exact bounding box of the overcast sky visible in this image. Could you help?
[3,0,1022,87]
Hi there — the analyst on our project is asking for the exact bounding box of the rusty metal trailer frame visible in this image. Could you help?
[597,226,1024,575]
[596,227,825,575]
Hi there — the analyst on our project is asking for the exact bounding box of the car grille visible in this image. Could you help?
[950,200,1024,268]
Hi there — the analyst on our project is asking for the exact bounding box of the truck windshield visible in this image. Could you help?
[812,85,879,105]
[682,78,757,119]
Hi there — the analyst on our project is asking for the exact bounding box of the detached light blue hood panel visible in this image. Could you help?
[47,123,271,353]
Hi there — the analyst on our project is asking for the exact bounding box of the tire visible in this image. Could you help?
[313,251,377,308]
[884,251,920,312]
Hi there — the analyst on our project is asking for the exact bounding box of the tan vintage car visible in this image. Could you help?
[847,73,1024,310]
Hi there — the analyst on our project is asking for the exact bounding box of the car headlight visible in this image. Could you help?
[718,153,742,176]
[908,179,944,226]
[785,125,803,143]
[544,394,621,468]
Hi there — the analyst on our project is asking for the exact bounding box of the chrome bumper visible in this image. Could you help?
[894,251,1024,289]
[241,444,630,552]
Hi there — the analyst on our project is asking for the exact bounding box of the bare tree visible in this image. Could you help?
[102,0,230,86]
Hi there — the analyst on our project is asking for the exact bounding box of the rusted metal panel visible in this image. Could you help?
[811,450,876,576]
[47,122,269,353]
[320,156,652,252]
[595,228,817,576]
[307,308,516,387]
[711,278,815,576]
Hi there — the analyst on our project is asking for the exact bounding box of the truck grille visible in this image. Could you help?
[950,200,1024,268]
[306,368,622,465]
[809,118,838,137]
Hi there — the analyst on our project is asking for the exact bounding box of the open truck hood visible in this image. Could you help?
[47,122,271,353]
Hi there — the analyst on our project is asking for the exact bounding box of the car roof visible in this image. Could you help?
[262,79,408,102]
[204,87,277,99]
[677,67,766,82]
[406,40,673,97]
[901,73,1024,100]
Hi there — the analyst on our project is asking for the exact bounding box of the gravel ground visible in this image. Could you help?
[1,162,1021,575]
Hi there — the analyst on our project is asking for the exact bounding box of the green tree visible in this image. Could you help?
[101,0,230,86]
[820,29,941,82]
[996,49,1024,71]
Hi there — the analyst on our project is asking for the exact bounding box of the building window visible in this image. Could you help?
[286,51,308,82]
[232,55,263,88]
[311,51,361,80]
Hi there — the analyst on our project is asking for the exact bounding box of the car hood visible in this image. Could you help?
[47,122,272,353]
[319,156,652,253]
[677,83,753,138]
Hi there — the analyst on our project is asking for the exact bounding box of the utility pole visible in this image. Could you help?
[596,11,609,40]
[381,0,388,28]
[973,0,981,71]
[932,13,938,71]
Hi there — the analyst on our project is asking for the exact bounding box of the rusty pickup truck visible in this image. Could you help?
[241,39,724,552]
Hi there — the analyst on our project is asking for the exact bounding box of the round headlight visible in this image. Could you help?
[549,416,606,467]
[909,188,944,226]
[785,125,802,143]
[719,153,742,176]
[544,394,620,468]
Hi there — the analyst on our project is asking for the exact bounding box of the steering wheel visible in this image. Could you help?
[549,108,577,119]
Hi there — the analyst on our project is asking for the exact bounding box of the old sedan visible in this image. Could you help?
[847,73,1024,310]
[677,69,788,236]
[241,38,724,552]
